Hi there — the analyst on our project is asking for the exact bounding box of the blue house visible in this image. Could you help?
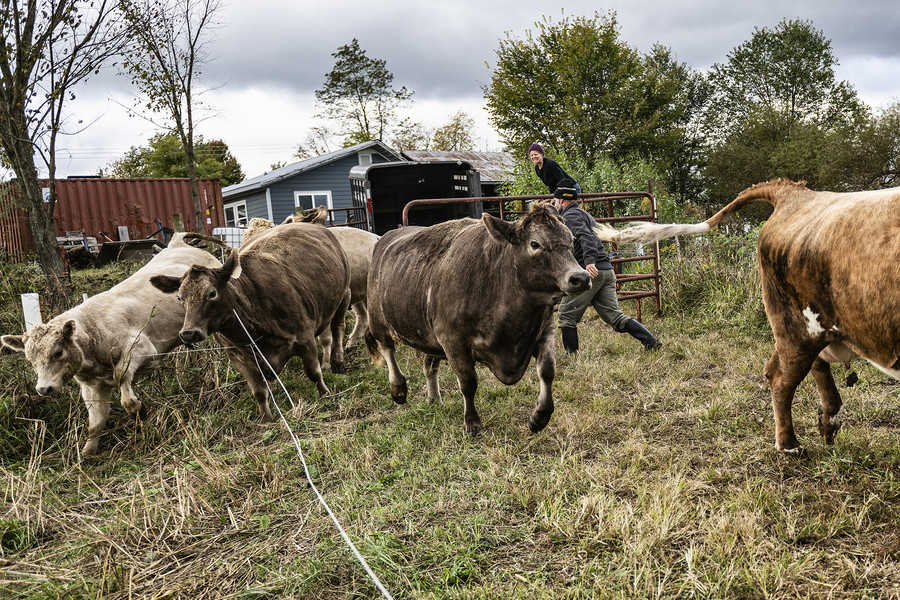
[221,140,404,227]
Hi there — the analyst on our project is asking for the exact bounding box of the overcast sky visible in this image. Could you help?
[51,0,900,179]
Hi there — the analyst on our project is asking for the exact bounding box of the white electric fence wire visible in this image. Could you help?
[231,309,395,600]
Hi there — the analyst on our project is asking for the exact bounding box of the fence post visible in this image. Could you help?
[21,293,41,332]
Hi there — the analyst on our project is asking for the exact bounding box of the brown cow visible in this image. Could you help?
[365,201,591,435]
[1,233,222,456]
[151,222,351,421]
[596,180,900,453]
[243,209,379,353]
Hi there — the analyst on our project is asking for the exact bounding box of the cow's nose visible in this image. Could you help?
[180,329,205,344]
[569,271,591,291]
[36,384,57,396]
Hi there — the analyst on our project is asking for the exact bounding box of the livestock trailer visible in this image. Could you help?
[349,160,483,235]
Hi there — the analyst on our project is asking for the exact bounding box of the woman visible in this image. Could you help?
[529,142,581,194]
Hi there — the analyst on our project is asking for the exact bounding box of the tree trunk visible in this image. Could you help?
[15,170,71,309]
[184,145,203,232]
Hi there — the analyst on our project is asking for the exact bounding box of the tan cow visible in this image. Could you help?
[1,233,222,456]
[596,180,900,454]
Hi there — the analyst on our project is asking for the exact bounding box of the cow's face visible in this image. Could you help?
[151,252,242,345]
[1,320,83,395]
[483,202,590,298]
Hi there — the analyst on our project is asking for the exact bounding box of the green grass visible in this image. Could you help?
[1,240,900,599]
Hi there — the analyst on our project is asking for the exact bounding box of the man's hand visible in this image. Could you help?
[586,263,599,278]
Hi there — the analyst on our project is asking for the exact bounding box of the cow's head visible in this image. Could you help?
[150,251,243,345]
[482,201,590,298]
[1,320,84,395]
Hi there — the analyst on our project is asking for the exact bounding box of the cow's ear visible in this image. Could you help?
[150,274,182,294]
[483,213,518,244]
[61,320,76,341]
[222,250,242,280]
[1,334,25,353]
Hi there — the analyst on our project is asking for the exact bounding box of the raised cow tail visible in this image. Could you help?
[594,179,804,244]
[364,328,383,366]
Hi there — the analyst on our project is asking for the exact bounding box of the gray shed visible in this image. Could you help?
[222,140,404,226]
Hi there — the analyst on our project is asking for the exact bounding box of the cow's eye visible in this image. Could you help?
[207,289,218,301]
[53,349,64,359]
[530,241,541,250]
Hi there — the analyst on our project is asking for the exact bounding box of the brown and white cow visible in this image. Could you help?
[365,201,591,435]
[1,233,222,456]
[596,180,900,454]
[151,222,351,421]
[242,210,379,353]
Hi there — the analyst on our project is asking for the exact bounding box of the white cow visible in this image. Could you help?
[1,233,222,456]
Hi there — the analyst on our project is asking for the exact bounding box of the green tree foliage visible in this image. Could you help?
[484,10,704,197]
[389,119,431,153]
[0,0,125,305]
[315,38,412,147]
[702,19,867,210]
[119,0,223,231]
[431,111,477,151]
[106,133,245,185]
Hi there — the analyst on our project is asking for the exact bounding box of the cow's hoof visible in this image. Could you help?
[138,404,148,420]
[464,423,483,437]
[391,391,407,405]
[331,362,345,374]
[528,416,549,433]
[776,444,806,457]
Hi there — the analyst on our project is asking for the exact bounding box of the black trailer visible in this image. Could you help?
[349,160,482,235]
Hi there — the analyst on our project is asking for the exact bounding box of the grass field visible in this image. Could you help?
[1,238,899,599]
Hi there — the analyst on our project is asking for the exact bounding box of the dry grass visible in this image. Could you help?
[2,241,900,599]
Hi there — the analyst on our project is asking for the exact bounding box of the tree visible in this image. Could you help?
[119,0,223,231]
[315,38,412,146]
[106,132,244,185]
[702,19,867,208]
[389,118,431,153]
[484,11,704,197]
[431,111,476,151]
[0,0,125,305]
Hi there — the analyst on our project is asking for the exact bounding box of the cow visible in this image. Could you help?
[150,222,351,422]
[595,179,900,454]
[365,201,592,435]
[242,210,379,353]
[1,233,223,456]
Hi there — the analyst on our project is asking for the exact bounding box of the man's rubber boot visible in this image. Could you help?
[623,318,661,351]
[560,327,579,354]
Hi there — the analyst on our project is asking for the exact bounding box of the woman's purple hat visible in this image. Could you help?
[528,142,544,155]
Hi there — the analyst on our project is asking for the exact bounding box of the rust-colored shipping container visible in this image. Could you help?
[0,178,225,262]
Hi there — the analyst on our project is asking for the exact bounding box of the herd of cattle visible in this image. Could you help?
[2,180,899,458]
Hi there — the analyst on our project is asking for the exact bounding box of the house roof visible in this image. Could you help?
[223,140,404,198]
[402,150,516,184]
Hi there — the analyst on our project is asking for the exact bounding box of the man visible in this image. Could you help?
[553,180,661,353]
[529,142,581,194]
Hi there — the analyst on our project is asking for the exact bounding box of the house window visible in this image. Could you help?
[294,191,333,213]
[359,153,373,165]
[224,201,248,227]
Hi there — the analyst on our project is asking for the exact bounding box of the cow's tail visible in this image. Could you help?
[595,179,805,244]
[364,328,383,366]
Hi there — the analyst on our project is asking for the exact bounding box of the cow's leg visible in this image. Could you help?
[528,326,556,433]
[764,346,816,454]
[114,335,152,418]
[344,302,368,352]
[446,352,481,435]
[318,328,333,372]
[296,336,332,398]
[423,355,441,401]
[227,349,274,421]
[368,334,407,404]
[81,383,113,456]
[328,290,350,374]
[810,356,843,445]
